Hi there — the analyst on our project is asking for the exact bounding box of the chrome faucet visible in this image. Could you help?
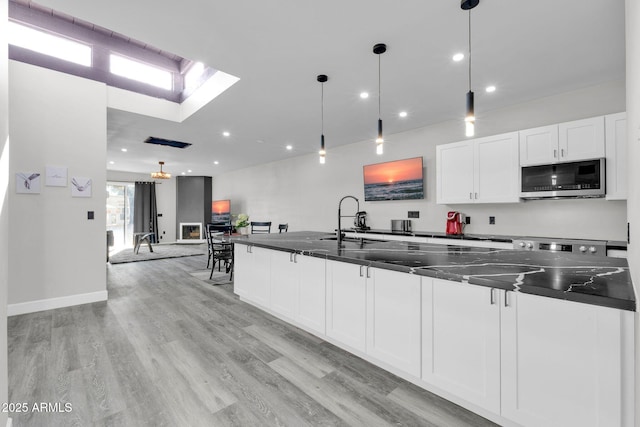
[338,195,359,246]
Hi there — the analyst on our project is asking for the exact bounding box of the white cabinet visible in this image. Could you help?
[270,251,298,320]
[326,260,367,352]
[519,124,559,165]
[436,140,475,204]
[233,245,270,307]
[436,132,519,204]
[501,292,632,427]
[559,116,605,161]
[295,254,326,334]
[520,116,605,166]
[366,267,421,377]
[605,112,627,200]
[421,278,501,413]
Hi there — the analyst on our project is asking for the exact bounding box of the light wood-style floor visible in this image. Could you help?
[8,255,497,427]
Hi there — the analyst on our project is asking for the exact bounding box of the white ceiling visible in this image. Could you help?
[37,0,625,177]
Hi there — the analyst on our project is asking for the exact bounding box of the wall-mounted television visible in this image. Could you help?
[211,199,231,224]
[363,157,424,201]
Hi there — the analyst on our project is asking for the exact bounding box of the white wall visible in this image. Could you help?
[624,2,640,426]
[213,80,627,241]
[8,61,107,311]
[0,1,9,425]
[107,170,177,243]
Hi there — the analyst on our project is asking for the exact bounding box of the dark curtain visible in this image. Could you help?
[134,181,159,243]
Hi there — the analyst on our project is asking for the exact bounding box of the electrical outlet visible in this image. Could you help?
[489,216,495,225]
[87,211,94,220]
[408,211,420,218]
[465,216,471,225]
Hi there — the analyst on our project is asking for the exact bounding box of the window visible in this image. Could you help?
[8,21,92,67]
[110,54,173,90]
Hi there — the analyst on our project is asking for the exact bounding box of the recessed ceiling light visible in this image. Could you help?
[121,148,127,152]
[399,111,408,118]
[181,172,186,175]
[214,161,219,165]
[286,145,293,150]
[109,161,115,164]
[187,169,192,173]
[222,131,230,137]
[486,85,496,93]
[453,53,464,62]
[360,92,369,99]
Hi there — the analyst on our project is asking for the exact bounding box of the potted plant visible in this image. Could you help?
[235,213,250,235]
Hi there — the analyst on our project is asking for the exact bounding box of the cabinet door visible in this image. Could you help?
[233,245,251,298]
[605,112,627,200]
[326,260,367,352]
[436,141,474,204]
[242,246,271,307]
[422,279,500,413]
[559,116,605,161]
[270,251,297,320]
[474,132,519,203]
[295,254,326,334]
[501,292,627,427]
[366,268,421,377]
[519,124,558,165]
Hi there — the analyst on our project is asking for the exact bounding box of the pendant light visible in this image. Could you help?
[462,0,479,137]
[317,74,328,164]
[151,161,171,179]
[373,43,387,155]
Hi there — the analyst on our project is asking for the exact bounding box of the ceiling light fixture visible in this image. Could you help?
[360,92,369,99]
[373,43,387,155]
[286,145,293,150]
[214,161,219,165]
[223,131,230,137]
[453,53,464,62]
[317,74,328,164]
[462,0,479,137]
[399,111,408,118]
[121,148,127,152]
[151,161,171,179]
[486,85,496,93]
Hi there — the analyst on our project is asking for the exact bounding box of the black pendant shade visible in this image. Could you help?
[373,43,386,155]
[462,0,479,137]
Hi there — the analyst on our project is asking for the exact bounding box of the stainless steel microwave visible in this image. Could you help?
[520,158,605,199]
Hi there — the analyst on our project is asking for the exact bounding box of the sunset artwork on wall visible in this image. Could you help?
[363,157,424,201]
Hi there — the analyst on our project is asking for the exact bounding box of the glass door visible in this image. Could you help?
[106,183,135,252]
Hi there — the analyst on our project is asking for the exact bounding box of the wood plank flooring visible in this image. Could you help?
[8,255,498,427]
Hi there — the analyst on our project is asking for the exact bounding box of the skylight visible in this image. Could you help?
[185,62,205,91]
[110,54,173,90]
[8,21,91,67]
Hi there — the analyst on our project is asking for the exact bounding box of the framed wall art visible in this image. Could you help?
[15,172,41,194]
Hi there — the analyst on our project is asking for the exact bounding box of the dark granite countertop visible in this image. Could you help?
[233,231,635,311]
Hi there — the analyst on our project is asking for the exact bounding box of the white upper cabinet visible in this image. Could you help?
[605,112,627,200]
[437,132,519,204]
[436,140,474,204]
[558,116,605,161]
[520,116,605,166]
[519,124,559,165]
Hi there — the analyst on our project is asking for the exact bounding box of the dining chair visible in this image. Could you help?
[251,221,271,234]
[205,226,224,269]
[278,223,288,233]
[209,232,234,280]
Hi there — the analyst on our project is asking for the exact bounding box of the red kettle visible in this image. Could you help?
[446,211,464,235]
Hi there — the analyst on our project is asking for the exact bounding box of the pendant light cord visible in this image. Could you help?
[468,9,472,91]
[321,82,324,134]
[378,54,382,119]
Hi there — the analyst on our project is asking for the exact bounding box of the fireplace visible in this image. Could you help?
[179,222,203,242]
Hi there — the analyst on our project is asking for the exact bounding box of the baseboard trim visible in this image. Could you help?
[7,290,108,316]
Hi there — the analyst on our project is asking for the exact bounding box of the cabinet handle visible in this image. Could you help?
[490,288,495,305]
[504,291,509,307]
[553,149,557,158]
[366,266,371,278]
[469,192,473,200]
[293,253,298,263]
[359,265,364,277]
[474,192,478,199]
[561,148,565,157]
[289,253,293,262]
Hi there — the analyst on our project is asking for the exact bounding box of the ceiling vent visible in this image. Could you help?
[144,136,192,149]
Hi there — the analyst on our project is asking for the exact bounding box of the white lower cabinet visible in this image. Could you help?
[366,267,421,377]
[295,254,326,334]
[501,292,631,427]
[421,278,501,413]
[270,251,298,320]
[234,245,270,307]
[326,260,367,352]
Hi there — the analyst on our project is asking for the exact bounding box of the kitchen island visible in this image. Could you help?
[233,231,634,427]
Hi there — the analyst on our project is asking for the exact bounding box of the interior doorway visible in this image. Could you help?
[106,182,135,252]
